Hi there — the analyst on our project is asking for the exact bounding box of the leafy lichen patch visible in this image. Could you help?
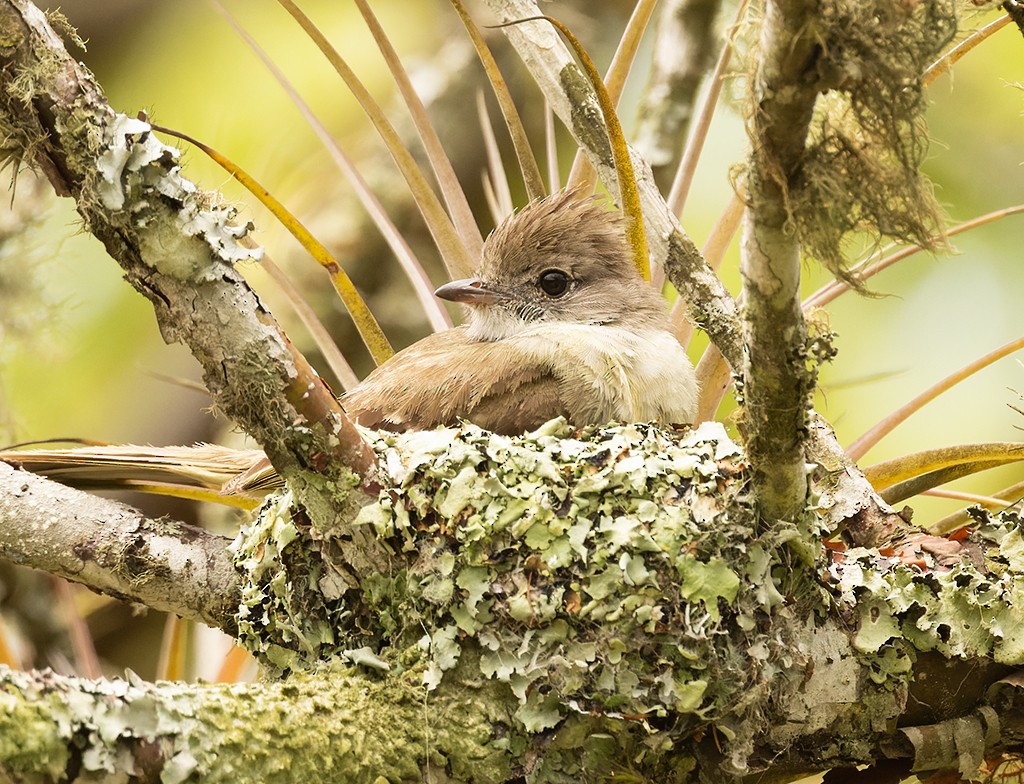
[232,420,807,730]
[0,660,511,784]
[95,114,259,276]
[828,512,1024,671]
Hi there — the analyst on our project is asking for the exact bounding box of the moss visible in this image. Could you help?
[0,680,68,780]
[0,660,513,784]
[745,0,958,283]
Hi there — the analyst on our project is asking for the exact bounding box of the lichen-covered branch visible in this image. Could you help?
[5,421,1024,781]
[0,462,239,632]
[483,0,743,370]
[736,0,822,524]
[738,0,955,523]
[0,0,381,541]
[0,659,516,784]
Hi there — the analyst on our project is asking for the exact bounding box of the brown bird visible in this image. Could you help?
[344,189,698,433]
[2,191,698,499]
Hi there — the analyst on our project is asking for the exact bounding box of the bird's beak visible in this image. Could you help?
[434,278,505,305]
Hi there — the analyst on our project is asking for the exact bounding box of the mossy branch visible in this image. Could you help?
[0,0,384,543]
[4,423,1024,780]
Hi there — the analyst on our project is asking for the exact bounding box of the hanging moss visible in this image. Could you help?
[747,0,959,284]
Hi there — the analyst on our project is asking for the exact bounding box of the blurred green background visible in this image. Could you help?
[0,0,1021,676]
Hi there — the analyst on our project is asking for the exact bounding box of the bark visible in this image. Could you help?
[634,0,722,190]
[0,462,238,633]
[0,2,1018,783]
[735,0,821,523]
[0,0,380,542]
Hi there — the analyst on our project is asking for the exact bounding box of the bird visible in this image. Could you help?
[1,190,698,499]
[344,189,698,433]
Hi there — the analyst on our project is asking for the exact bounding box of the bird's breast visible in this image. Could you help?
[516,324,699,425]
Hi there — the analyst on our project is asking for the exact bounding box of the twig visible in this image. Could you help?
[737,0,822,521]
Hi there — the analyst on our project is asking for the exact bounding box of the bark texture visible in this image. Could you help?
[0,0,379,539]
[0,462,238,632]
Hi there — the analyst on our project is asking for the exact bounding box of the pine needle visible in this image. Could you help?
[354,0,484,259]
[210,0,452,335]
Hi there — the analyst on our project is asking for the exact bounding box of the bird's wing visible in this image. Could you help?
[342,328,567,434]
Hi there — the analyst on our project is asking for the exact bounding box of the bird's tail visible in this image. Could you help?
[0,441,275,508]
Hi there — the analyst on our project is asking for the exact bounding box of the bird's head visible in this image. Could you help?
[435,190,667,342]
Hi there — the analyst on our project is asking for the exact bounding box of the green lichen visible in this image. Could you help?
[232,420,823,735]
[829,511,1024,683]
[559,64,613,169]
[94,114,259,277]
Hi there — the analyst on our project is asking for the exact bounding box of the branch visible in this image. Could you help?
[0,463,239,633]
[4,422,1024,780]
[735,0,823,522]
[0,1,380,536]
[482,0,743,370]
[0,660,516,782]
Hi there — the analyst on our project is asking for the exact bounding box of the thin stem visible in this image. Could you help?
[212,0,452,334]
[847,337,1024,462]
[666,0,748,216]
[923,13,1012,86]
[276,0,475,278]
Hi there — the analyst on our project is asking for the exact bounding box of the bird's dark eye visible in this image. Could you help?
[538,269,571,298]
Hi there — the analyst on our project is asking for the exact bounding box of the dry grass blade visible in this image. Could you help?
[565,0,658,193]
[276,0,475,279]
[156,614,190,681]
[258,254,360,391]
[211,0,452,335]
[0,619,20,668]
[544,99,560,192]
[478,92,515,221]
[216,645,257,683]
[450,0,546,202]
[481,170,504,225]
[924,13,1012,86]
[924,487,1018,508]
[864,441,1024,493]
[804,204,1024,310]
[151,124,395,365]
[693,346,733,423]
[52,579,101,678]
[847,336,1024,461]
[667,0,749,217]
[354,0,483,259]
[928,480,1024,534]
